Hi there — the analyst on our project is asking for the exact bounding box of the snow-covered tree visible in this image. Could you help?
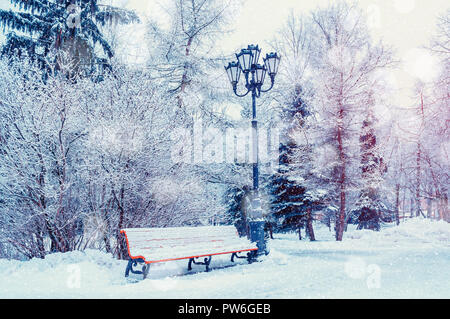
[0,55,232,259]
[389,10,449,223]
[223,185,251,237]
[0,57,89,257]
[0,0,139,76]
[268,90,310,235]
[145,0,238,111]
[144,0,265,238]
[265,14,313,239]
[353,92,387,230]
[427,10,449,222]
[308,2,394,240]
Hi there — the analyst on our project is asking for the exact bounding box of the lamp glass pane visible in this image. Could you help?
[226,67,233,83]
[233,65,241,83]
[261,67,266,85]
[269,58,276,74]
[255,50,261,65]
[244,53,251,70]
[237,51,252,71]
[226,62,241,84]
[254,65,266,84]
[264,58,272,74]
[251,49,260,65]
[273,56,280,74]
[248,45,261,65]
[264,58,269,74]
[237,55,244,70]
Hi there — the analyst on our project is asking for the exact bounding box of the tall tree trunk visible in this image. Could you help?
[336,106,346,241]
[35,229,46,259]
[395,183,400,225]
[415,91,425,218]
[443,192,449,222]
[114,186,127,259]
[53,108,68,253]
[177,36,193,108]
[326,216,331,231]
[268,223,274,239]
[306,208,316,241]
[416,143,421,217]
[427,196,432,219]
[436,190,443,220]
[402,187,406,220]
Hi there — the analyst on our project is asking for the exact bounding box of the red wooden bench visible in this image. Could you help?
[120,226,258,279]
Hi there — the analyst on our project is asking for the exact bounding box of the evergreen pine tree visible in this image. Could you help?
[354,93,387,231]
[224,185,250,237]
[0,0,139,76]
[269,85,311,237]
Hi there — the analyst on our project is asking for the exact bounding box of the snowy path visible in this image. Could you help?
[0,219,449,298]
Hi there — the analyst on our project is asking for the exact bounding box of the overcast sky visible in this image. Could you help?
[1,0,448,108]
[123,0,448,109]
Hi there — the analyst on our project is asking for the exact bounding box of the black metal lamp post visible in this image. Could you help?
[225,45,281,256]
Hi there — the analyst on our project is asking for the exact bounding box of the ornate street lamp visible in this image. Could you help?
[225,45,281,256]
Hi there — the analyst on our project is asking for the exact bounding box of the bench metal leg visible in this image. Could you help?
[231,252,250,263]
[125,259,133,277]
[247,251,258,264]
[143,263,150,280]
[205,256,211,272]
[231,251,258,264]
[125,258,147,278]
[188,256,212,272]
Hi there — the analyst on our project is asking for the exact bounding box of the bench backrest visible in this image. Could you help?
[121,226,256,263]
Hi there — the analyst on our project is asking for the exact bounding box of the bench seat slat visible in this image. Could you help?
[132,246,256,263]
[121,226,257,264]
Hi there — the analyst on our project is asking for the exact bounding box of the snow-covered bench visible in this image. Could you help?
[120,226,258,279]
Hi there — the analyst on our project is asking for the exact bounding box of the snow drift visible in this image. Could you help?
[0,219,449,299]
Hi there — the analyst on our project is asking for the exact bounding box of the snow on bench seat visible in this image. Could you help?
[121,226,258,264]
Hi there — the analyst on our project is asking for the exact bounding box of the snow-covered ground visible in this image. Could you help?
[1,219,449,299]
